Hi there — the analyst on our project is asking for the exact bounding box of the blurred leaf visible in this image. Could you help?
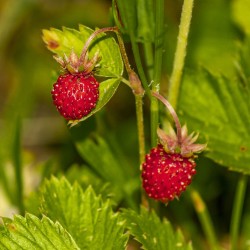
[238,37,250,79]
[41,177,128,250]
[65,164,118,204]
[113,0,137,37]
[231,0,250,34]
[73,134,140,209]
[71,78,121,125]
[137,0,155,42]
[75,136,127,183]
[187,0,238,77]
[0,0,35,54]
[0,214,79,250]
[179,68,250,173]
[113,0,155,43]
[122,207,193,250]
[12,117,24,214]
[43,25,123,77]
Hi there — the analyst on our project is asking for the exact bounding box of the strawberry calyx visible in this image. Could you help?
[54,50,100,75]
[152,92,206,157]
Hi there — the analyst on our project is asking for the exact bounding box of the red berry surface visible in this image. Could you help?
[141,144,196,203]
[51,73,99,120]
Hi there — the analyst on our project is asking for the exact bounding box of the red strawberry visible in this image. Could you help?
[51,73,99,120]
[142,144,196,203]
[49,48,101,122]
[141,92,206,203]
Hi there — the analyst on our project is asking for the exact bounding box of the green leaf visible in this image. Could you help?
[114,0,137,37]
[41,177,128,250]
[0,214,80,250]
[137,0,155,43]
[43,25,123,77]
[113,0,155,43]
[75,136,128,184]
[231,0,250,35]
[179,68,250,173]
[122,207,193,250]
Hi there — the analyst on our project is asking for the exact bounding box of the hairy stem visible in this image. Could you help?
[150,0,165,147]
[135,95,145,164]
[168,0,194,109]
[190,190,219,250]
[230,174,248,250]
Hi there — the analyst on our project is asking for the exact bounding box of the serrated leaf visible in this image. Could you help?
[231,0,250,34]
[70,78,121,125]
[43,25,123,77]
[0,214,79,250]
[122,207,193,250]
[41,177,128,250]
[179,69,250,173]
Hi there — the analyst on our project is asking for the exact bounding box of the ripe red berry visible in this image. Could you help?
[142,144,196,203]
[141,92,206,203]
[51,73,99,120]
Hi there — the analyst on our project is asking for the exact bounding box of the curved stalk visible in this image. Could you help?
[79,26,118,66]
[152,92,182,147]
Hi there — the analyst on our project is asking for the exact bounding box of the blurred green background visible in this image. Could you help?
[0,0,249,249]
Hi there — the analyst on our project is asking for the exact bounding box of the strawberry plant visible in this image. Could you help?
[0,0,249,250]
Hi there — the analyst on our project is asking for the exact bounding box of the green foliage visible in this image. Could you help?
[73,134,140,208]
[114,0,155,43]
[0,214,80,250]
[136,0,155,43]
[43,25,123,77]
[41,177,128,250]
[1,1,250,249]
[179,68,250,173]
[231,0,250,34]
[122,207,193,250]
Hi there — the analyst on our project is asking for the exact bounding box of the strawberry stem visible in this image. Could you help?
[79,26,119,67]
[152,92,182,146]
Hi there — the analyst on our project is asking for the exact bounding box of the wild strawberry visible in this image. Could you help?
[51,73,99,120]
[50,47,101,122]
[141,93,206,203]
